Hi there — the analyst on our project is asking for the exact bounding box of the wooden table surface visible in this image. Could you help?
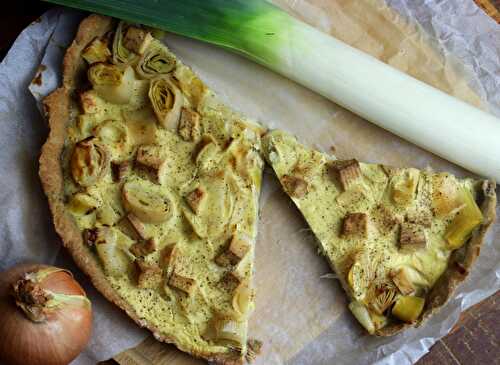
[1,1,498,364]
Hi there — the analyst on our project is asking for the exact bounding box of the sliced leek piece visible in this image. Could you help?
[88,63,135,104]
[93,119,129,146]
[431,173,462,217]
[370,312,388,331]
[148,76,183,129]
[214,318,247,350]
[122,179,175,223]
[112,21,139,66]
[96,203,121,226]
[68,192,101,215]
[232,281,253,319]
[70,137,110,187]
[391,168,419,206]
[95,228,132,277]
[445,187,483,250]
[368,286,397,315]
[136,39,176,79]
[348,301,375,334]
[77,114,99,138]
[392,296,425,323]
[195,138,222,174]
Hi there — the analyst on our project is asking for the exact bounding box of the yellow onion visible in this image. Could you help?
[0,264,92,365]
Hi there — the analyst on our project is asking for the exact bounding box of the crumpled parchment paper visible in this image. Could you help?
[0,1,498,364]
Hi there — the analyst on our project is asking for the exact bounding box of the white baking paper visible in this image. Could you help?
[0,1,498,364]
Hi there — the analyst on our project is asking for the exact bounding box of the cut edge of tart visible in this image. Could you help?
[40,15,265,364]
[262,130,496,336]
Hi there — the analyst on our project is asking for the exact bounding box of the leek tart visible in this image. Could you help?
[262,130,496,335]
[40,15,265,364]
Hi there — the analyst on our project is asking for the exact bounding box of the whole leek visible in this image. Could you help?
[44,0,500,180]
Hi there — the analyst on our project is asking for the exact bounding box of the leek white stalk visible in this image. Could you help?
[44,0,500,180]
[258,17,500,181]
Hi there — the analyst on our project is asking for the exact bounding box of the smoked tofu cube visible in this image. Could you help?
[399,222,426,249]
[281,175,308,198]
[331,159,362,190]
[135,259,162,289]
[215,235,251,267]
[185,187,206,214]
[130,238,156,258]
[341,213,368,238]
[178,107,202,142]
[168,272,196,296]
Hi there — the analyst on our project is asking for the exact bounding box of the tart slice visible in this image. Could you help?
[40,15,265,364]
[262,130,496,335]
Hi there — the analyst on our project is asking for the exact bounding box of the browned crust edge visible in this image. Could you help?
[39,14,242,365]
[376,179,497,336]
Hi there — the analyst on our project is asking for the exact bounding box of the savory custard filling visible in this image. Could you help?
[262,130,484,334]
[63,21,265,358]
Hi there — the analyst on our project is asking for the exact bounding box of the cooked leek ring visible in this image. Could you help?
[392,296,425,323]
[182,208,207,238]
[348,301,375,334]
[445,187,483,249]
[95,228,131,277]
[122,179,174,223]
[347,259,376,300]
[431,173,462,217]
[70,138,110,187]
[232,282,253,318]
[96,203,121,226]
[370,312,388,331]
[392,168,419,206]
[206,175,234,238]
[88,63,135,104]
[136,40,176,79]
[112,21,139,66]
[215,319,246,349]
[148,76,183,129]
[68,193,101,215]
[369,286,397,315]
[195,139,222,174]
[93,119,129,156]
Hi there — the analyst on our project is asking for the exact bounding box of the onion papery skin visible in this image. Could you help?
[0,264,92,365]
